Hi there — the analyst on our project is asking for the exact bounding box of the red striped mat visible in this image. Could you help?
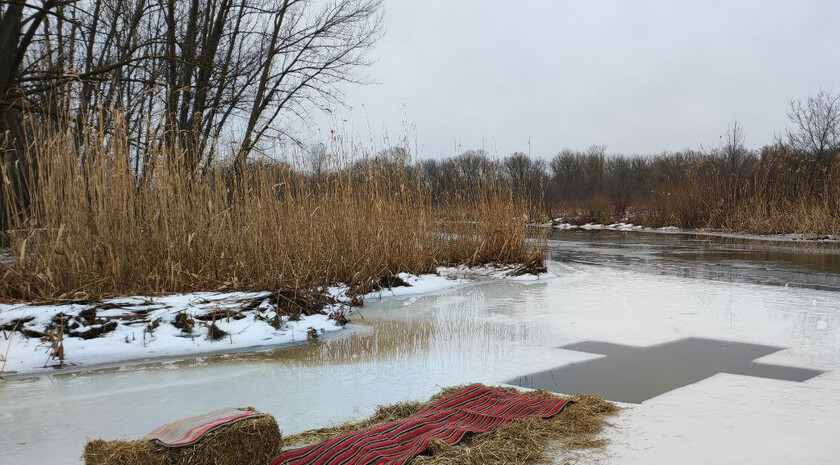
[271,384,571,465]
[143,407,264,448]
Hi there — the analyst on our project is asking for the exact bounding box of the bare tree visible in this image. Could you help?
[0,0,383,232]
[1,0,382,170]
[720,121,748,207]
[503,152,532,196]
[233,0,383,172]
[1,1,83,143]
[787,89,840,162]
[549,149,580,205]
[604,155,632,215]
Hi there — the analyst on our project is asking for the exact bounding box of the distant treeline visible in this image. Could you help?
[418,144,838,233]
[414,92,840,235]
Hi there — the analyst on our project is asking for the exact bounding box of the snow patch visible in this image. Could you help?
[547,221,840,243]
[1,265,546,376]
[0,292,343,376]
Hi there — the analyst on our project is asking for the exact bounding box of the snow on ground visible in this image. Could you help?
[327,265,553,302]
[0,292,345,376]
[0,265,543,376]
[547,221,840,242]
[552,222,653,232]
[437,264,556,282]
[327,271,468,302]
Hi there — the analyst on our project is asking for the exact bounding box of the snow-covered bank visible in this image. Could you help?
[543,221,840,243]
[0,292,346,377]
[0,265,546,376]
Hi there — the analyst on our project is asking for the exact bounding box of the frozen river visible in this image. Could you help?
[1,231,839,464]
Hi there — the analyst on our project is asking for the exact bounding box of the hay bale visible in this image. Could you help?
[83,414,281,465]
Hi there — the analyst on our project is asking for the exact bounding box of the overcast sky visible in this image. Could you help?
[313,0,840,159]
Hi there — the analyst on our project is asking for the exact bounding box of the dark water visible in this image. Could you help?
[507,338,825,403]
[545,229,840,292]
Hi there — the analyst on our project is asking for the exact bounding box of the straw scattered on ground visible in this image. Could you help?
[282,386,619,465]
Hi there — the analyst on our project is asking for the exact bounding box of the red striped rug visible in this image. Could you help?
[271,384,571,465]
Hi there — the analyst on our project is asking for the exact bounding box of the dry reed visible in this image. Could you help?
[1,121,542,302]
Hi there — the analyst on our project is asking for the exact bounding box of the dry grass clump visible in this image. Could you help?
[83,414,281,465]
[282,386,619,464]
[0,124,541,303]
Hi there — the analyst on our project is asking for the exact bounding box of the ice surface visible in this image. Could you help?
[1,260,839,464]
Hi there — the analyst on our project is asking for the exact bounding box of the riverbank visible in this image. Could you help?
[537,220,840,244]
[0,265,548,377]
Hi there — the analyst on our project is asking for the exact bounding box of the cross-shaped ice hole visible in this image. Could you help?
[507,338,825,403]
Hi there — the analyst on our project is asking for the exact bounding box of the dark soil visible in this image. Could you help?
[68,321,118,340]
[195,310,246,322]
[145,318,161,334]
[328,309,348,326]
[345,273,413,303]
[269,290,335,320]
[360,274,411,295]
[1,316,35,332]
[20,328,46,338]
[3,317,46,338]
[77,308,98,325]
[509,257,548,276]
